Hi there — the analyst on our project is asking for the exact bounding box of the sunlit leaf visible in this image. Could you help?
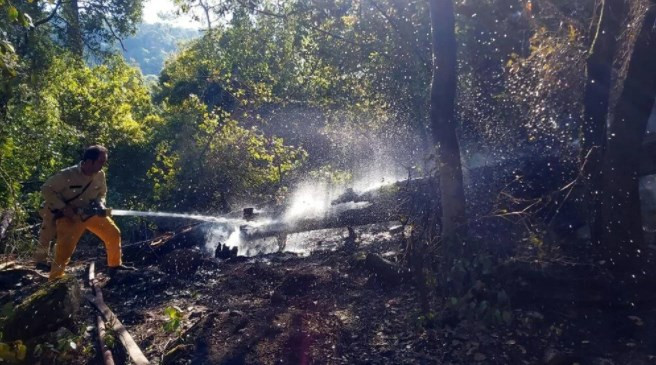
[7,5,18,22]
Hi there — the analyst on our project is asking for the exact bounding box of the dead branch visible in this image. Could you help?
[87,262,149,365]
[88,263,115,365]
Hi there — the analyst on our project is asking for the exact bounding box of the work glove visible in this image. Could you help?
[53,205,78,220]
[81,200,111,221]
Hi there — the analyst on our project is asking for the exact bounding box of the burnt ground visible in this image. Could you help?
[3,223,656,365]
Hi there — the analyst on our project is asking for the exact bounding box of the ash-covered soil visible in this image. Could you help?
[3,222,656,364]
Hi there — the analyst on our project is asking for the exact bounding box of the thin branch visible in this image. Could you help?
[50,14,95,54]
[546,147,596,227]
[366,0,430,69]
[34,0,64,26]
[101,14,126,51]
[199,0,213,32]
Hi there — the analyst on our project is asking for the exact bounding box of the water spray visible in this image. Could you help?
[111,209,246,225]
[102,172,406,257]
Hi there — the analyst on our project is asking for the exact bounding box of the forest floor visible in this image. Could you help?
[3,222,656,364]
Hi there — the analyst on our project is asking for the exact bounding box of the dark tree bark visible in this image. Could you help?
[63,0,84,58]
[429,0,467,238]
[582,0,625,245]
[600,2,656,275]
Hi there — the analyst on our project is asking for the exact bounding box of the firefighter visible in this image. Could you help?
[38,145,133,280]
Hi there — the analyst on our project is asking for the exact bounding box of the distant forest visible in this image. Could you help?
[121,23,199,76]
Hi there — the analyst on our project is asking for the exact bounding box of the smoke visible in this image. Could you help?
[284,181,342,222]
[283,166,405,225]
[204,224,235,254]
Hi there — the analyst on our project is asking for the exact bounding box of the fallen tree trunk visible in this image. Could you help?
[241,177,437,241]
[122,156,585,256]
[123,226,205,264]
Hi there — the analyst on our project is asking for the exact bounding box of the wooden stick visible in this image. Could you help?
[97,315,115,365]
[89,263,116,365]
[88,262,149,365]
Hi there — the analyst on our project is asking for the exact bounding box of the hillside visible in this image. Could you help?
[121,23,200,76]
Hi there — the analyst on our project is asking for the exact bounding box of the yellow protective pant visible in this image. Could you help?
[49,215,122,280]
[33,207,55,264]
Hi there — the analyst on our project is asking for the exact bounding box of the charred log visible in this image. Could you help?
[241,177,437,241]
[123,224,211,264]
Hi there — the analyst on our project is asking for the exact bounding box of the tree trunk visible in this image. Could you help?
[582,0,625,245]
[199,0,213,32]
[601,2,656,275]
[429,0,467,238]
[63,0,84,58]
[0,210,13,241]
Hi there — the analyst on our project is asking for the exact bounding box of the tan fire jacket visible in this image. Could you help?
[41,162,107,211]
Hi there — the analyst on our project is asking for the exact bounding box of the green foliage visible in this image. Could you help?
[163,306,182,334]
[121,23,199,76]
[456,0,588,161]
[0,339,26,363]
[42,55,159,146]
[51,0,145,57]
[149,96,307,211]
[0,1,28,78]
[308,165,352,185]
[0,38,17,78]
[103,331,116,349]
[158,1,389,110]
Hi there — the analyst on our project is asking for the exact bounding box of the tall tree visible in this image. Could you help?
[429,0,467,238]
[63,0,84,58]
[581,0,625,245]
[35,0,144,58]
[600,0,656,275]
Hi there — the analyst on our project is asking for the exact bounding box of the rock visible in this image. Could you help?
[159,249,204,276]
[2,276,81,341]
[364,253,409,286]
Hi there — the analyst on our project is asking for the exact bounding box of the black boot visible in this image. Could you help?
[107,264,136,278]
[35,262,51,271]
